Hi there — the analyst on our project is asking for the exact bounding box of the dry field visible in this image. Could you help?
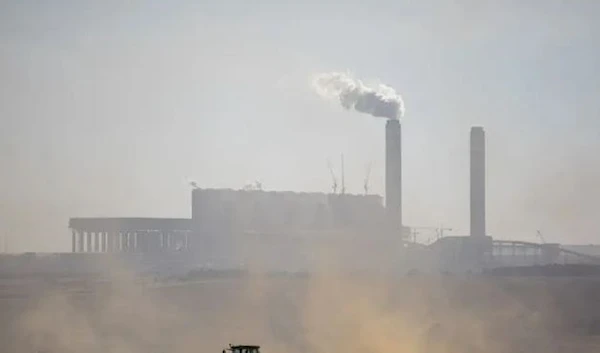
[1,271,600,353]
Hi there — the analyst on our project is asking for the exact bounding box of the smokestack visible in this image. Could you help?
[311,71,406,234]
[470,126,486,237]
[386,119,402,232]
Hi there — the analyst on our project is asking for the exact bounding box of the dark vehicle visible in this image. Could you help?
[224,344,261,353]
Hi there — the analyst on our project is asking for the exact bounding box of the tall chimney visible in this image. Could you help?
[470,126,486,237]
[385,119,402,233]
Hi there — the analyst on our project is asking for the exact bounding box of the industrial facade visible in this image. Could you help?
[192,189,386,234]
[190,189,394,268]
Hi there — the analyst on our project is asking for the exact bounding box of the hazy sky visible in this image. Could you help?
[2,0,600,251]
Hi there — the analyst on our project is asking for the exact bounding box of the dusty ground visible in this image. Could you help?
[2,271,600,353]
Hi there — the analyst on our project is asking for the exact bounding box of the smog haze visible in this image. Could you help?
[2,1,600,251]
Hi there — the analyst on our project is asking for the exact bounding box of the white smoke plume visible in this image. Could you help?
[312,72,405,120]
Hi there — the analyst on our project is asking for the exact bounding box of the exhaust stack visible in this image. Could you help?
[470,126,486,237]
[385,119,402,233]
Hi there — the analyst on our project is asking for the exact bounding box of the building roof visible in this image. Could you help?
[68,217,192,232]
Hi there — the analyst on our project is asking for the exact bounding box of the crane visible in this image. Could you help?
[327,159,338,194]
[363,161,372,195]
[411,226,453,244]
[536,230,546,244]
[437,226,452,240]
[410,226,438,244]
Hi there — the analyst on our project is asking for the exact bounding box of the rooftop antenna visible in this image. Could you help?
[185,177,199,190]
[340,153,346,195]
[364,161,372,195]
[327,159,338,194]
[437,226,453,240]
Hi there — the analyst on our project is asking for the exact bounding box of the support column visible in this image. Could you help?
[117,232,122,252]
[86,232,92,252]
[120,232,124,252]
[154,231,161,252]
[126,232,130,252]
[78,231,84,252]
[138,231,146,253]
[171,232,178,251]
[107,232,114,253]
[93,232,99,252]
[122,232,127,252]
[114,232,119,252]
[71,229,77,253]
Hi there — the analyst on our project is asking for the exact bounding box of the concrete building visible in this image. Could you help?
[191,189,385,235]
[190,188,390,269]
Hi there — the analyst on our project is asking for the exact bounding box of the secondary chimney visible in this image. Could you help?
[470,126,486,237]
[385,119,402,233]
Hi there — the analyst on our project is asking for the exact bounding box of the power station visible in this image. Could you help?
[54,110,600,275]
[0,119,585,275]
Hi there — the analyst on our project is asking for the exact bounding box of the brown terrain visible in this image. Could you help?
[1,268,600,353]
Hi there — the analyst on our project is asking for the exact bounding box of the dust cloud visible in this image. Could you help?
[5,249,600,353]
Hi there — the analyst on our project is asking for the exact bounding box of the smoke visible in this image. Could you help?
[312,72,405,120]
